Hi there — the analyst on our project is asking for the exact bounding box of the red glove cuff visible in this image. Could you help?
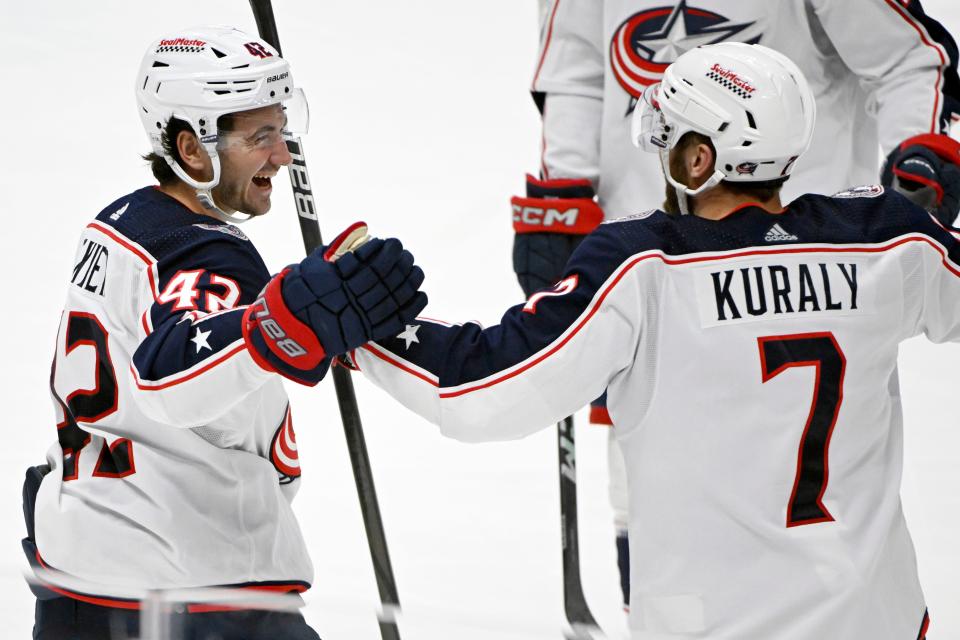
[892,134,960,206]
[242,268,327,372]
[896,133,960,165]
[512,174,605,234]
[511,195,604,235]
[892,167,944,205]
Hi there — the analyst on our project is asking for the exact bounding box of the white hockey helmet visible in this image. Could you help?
[136,25,308,222]
[631,42,816,213]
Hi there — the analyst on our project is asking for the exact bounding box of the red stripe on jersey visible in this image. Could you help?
[87,221,161,299]
[361,342,439,387]
[540,106,550,179]
[34,548,308,611]
[416,316,456,327]
[439,236,960,399]
[45,585,142,610]
[33,551,140,609]
[882,0,947,133]
[132,342,247,390]
[917,609,931,639]
[87,221,154,265]
[926,211,960,241]
[532,0,562,89]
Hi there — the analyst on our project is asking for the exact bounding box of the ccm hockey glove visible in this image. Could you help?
[881,133,960,227]
[243,223,427,385]
[511,174,604,298]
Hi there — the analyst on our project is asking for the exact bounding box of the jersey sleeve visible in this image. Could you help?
[130,236,275,427]
[917,213,960,343]
[532,0,604,183]
[810,0,960,153]
[353,224,643,442]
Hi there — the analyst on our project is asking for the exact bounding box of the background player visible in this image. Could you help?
[513,0,960,606]
[24,26,425,640]
[353,42,960,639]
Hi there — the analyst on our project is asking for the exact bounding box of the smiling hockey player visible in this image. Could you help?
[24,26,426,640]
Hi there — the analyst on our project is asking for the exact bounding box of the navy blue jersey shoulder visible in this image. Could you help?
[591,188,957,263]
[372,188,959,391]
[788,189,957,250]
[104,187,273,383]
[96,186,271,302]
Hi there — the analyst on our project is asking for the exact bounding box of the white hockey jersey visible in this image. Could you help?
[33,186,312,606]
[532,0,960,215]
[354,187,958,639]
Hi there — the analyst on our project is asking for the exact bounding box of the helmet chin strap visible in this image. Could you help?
[195,190,255,224]
[164,145,255,224]
[658,148,725,215]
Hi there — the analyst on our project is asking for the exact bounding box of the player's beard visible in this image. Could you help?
[213,161,272,217]
[213,178,270,217]
[662,150,690,216]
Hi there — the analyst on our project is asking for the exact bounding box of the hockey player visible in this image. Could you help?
[23,26,426,640]
[353,43,959,638]
[512,0,960,605]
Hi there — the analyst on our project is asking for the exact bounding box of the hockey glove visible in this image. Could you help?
[881,133,960,227]
[243,223,427,385]
[511,174,604,298]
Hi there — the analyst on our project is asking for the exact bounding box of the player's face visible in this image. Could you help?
[213,104,292,216]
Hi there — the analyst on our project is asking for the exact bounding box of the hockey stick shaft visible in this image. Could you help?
[557,416,599,632]
[248,3,402,637]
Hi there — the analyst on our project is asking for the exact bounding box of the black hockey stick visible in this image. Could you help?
[248,3,402,638]
[557,416,601,638]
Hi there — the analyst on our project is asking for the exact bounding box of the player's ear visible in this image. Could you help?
[687,142,715,185]
[175,130,213,180]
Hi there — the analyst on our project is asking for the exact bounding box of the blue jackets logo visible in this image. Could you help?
[610,1,759,109]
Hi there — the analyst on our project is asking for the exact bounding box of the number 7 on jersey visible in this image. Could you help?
[758,332,846,528]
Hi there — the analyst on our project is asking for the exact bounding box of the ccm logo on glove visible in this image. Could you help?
[511,175,604,235]
[512,201,587,228]
[511,197,603,234]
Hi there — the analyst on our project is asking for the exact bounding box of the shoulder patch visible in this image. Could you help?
[109,202,130,221]
[832,185,885,199]
[603,209,659,224]
[193,223,249,242]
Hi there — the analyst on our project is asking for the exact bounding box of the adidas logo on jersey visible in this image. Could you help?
[765,223,798,242]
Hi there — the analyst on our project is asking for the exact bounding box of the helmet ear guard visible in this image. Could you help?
[631,43,816,213]
[135,26,309,223]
